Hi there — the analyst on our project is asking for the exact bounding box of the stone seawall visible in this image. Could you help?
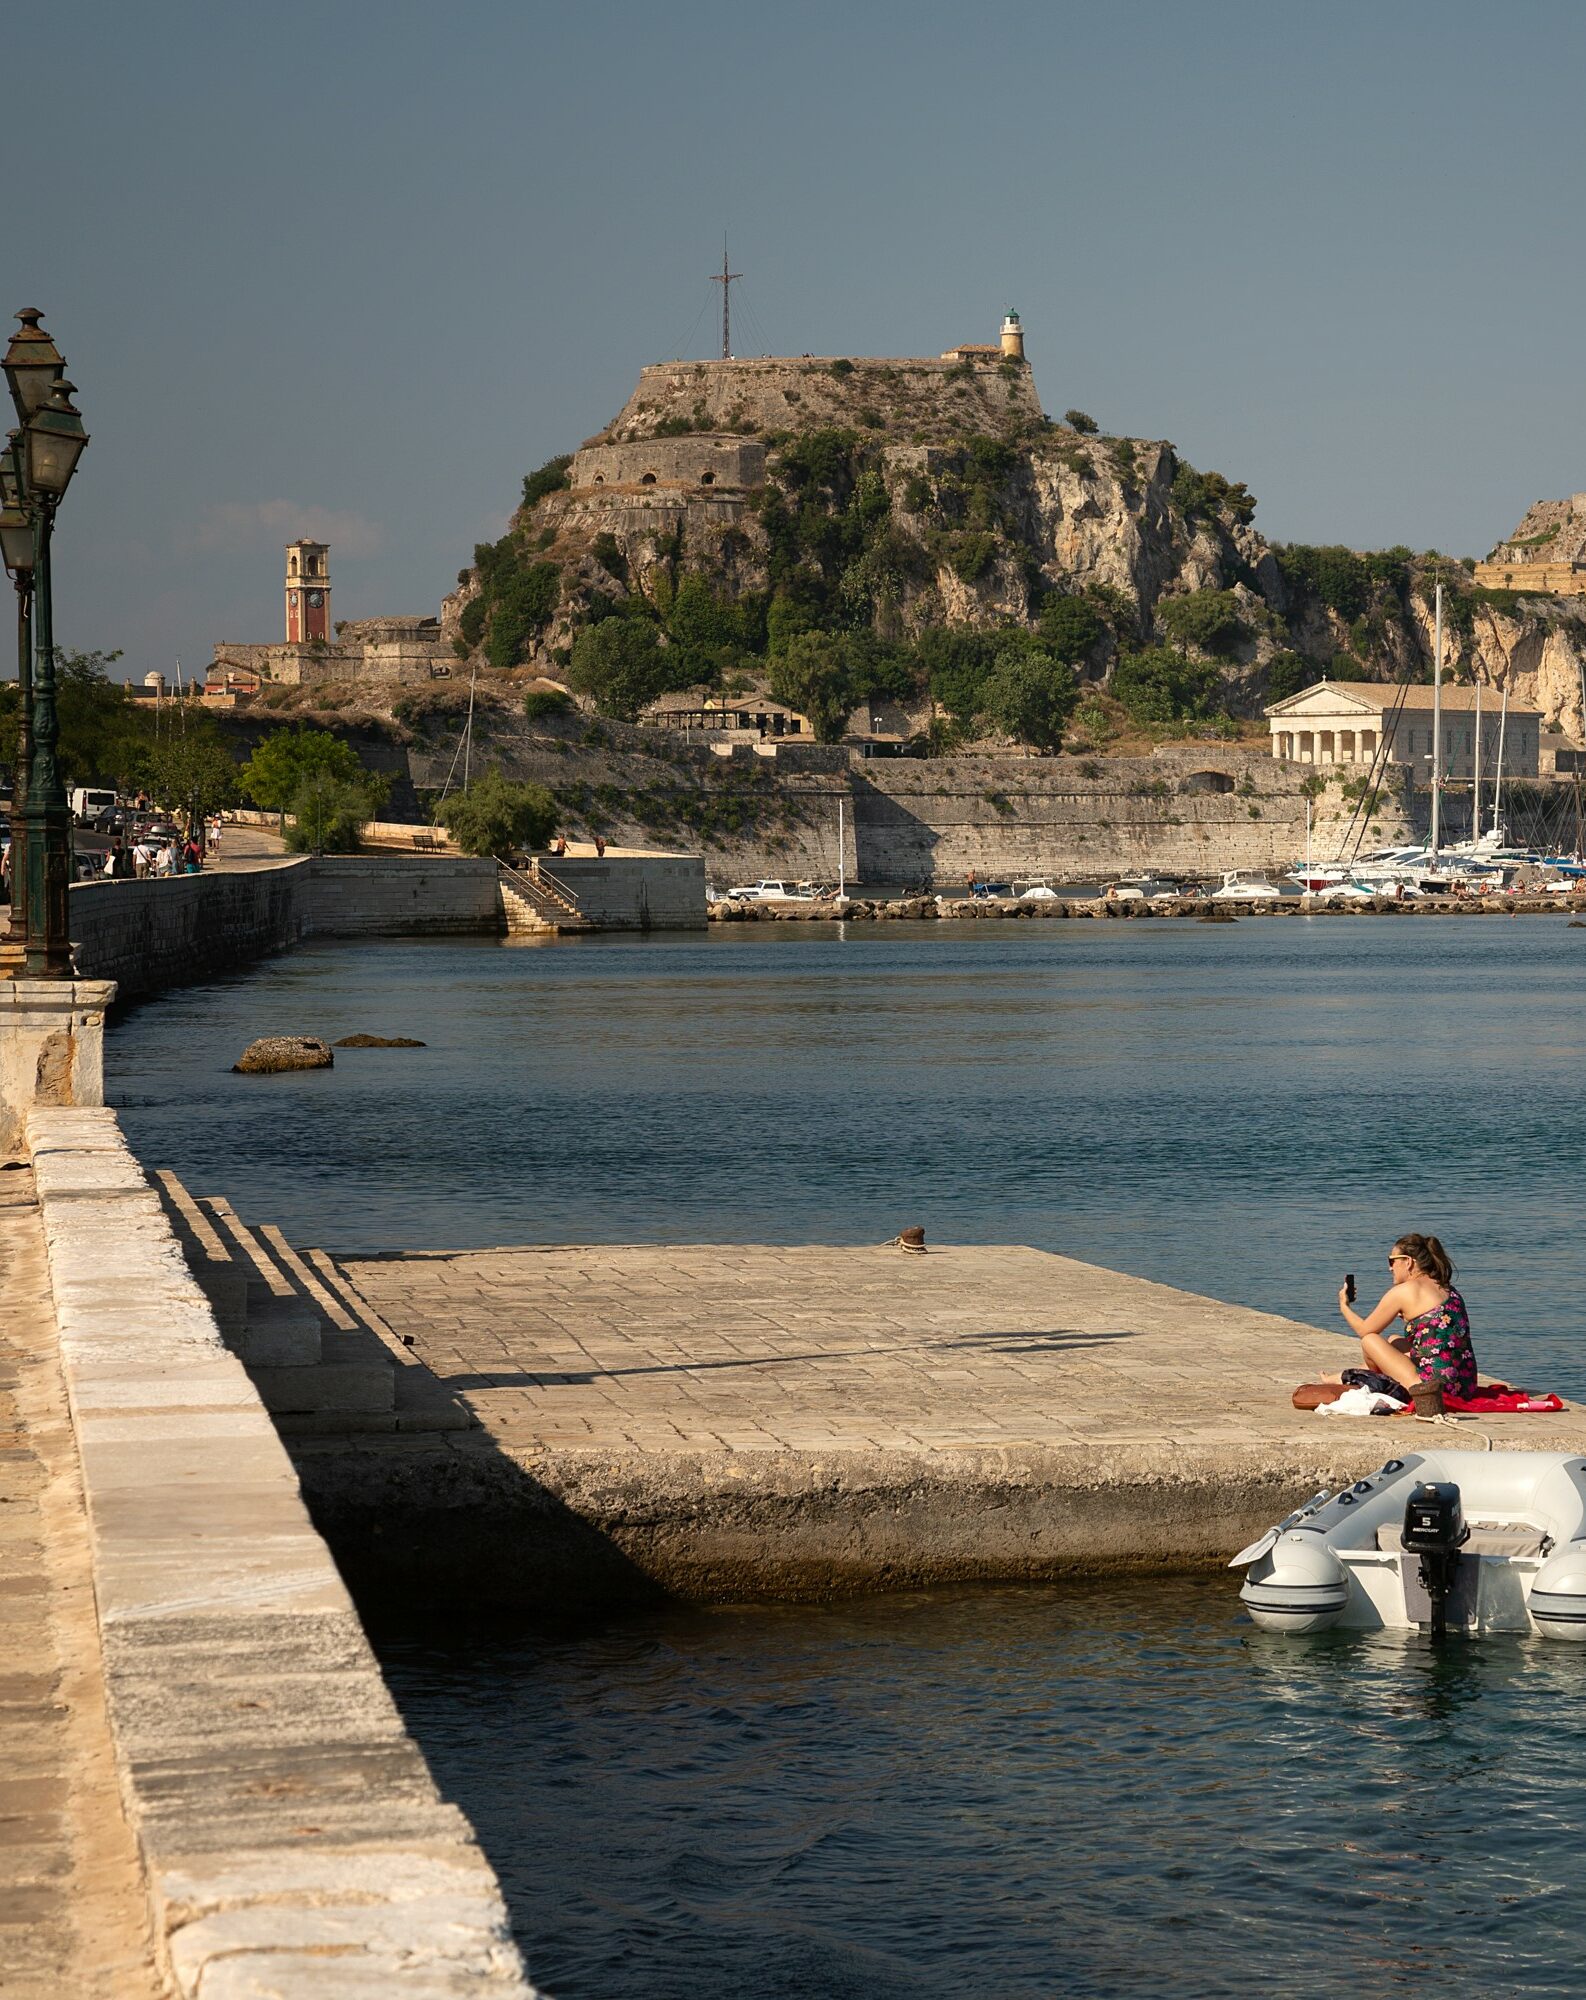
[68,863,310,995]
[301,855,501,936]
[543,854,707,929]
[24,1107,533,1996]
[68,857,503,995]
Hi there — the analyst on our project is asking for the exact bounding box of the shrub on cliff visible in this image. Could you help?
[442,769,558,860]
[1265,651,1320,703]
[1158,589,1248,659]
[1063,410,1099,435]
[1274,543,1371,620]
[486,561,561,669]
[1172,463,1257,527]
[520,455,572,511]
[1037,593,1105,665]
[1110,646,1222,724]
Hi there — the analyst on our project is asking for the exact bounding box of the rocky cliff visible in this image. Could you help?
[443,344,1586,747]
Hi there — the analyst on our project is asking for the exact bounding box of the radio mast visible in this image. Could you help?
[709,243,742,360]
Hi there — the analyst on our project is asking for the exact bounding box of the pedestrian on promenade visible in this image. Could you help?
[1332,1233,1478,1419]
[208,815,222,854]
[594,834,606,858]
[182,835,202,874]
[132,836,154,880]
[154,840,176,878]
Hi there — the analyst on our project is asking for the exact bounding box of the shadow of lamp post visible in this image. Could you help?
[2,310,90,978]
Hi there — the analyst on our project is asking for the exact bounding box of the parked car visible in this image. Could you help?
[729,879,814,902]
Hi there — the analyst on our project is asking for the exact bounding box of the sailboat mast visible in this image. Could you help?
[1473,674,1482,845]
[1493,681,1509,837]
[1431,583,1443,858]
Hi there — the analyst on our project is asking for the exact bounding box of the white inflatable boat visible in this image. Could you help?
[1231,1451,1586,1639]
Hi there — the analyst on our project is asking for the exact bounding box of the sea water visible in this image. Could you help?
[107,917,1586,1997]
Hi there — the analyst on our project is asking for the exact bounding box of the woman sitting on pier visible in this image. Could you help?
[1333,1233,1478,1418]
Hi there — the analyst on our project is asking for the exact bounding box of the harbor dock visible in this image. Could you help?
[291,1240,1586,1609]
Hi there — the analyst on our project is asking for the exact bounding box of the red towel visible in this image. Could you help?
[1396,1382,1567,1415]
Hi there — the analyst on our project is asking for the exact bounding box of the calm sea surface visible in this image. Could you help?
[107,919,1586,1998]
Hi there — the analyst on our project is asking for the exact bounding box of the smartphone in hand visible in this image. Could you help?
[1344,1273,1357,1304]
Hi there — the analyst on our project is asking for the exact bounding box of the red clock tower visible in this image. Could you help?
[284,540,331,642]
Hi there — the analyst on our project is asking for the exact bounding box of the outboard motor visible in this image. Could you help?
[1401,1481,1468,1638]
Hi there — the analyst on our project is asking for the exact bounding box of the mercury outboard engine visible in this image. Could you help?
[1401,1480,1468,1637]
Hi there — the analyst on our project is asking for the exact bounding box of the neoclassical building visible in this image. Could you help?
[1266,679,1540,780]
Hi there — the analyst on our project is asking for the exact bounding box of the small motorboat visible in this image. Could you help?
[1210,870,1284,902]
[1231,1451,1586,1639]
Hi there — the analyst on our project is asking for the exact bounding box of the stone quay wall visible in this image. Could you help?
[542,854,707,929]
[24,1106,534,1996]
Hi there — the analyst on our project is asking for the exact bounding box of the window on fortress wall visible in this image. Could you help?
[700,472,715,486]
[641,473,656,486]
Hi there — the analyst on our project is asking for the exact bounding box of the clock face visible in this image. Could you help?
[307,590,324,608]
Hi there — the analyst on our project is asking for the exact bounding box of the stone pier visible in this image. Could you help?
[289,1241,1586,1612]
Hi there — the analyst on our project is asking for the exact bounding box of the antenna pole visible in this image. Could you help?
[708,243,743,360]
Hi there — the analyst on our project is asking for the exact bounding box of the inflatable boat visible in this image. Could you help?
[1231,1451,1586,1639]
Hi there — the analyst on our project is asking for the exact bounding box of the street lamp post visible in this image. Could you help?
[2,311,89,978]
[0,435,34,962]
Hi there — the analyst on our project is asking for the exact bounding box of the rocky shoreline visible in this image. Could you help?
[710,893,1586,923]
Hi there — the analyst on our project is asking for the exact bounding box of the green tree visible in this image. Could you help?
[1037,593,1104,665]
[139,720,240,831]
[240,728,375,826]
[1274,544,1371,619]
[767,633,855,742]
[486,561,560,669]
[1266,651,1319,703]
[1063,410,1099,435]
[1158,589,1248,659]
[52,649,153,789]
[1110,646,1222,724]
[981,647,1078,753]
[442,769,558,859]
[520,454,572,511]
[567,617,678,721]
[283,773,370,854]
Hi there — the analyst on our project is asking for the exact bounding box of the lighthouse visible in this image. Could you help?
[1000,310,1025,362]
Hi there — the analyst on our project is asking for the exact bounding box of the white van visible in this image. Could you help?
[69,787,118,825]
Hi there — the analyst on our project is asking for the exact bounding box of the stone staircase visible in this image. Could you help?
[497,860,595,936]
[151,1172,472,1434]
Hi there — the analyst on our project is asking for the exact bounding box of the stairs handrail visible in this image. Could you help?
[498,857,584,920]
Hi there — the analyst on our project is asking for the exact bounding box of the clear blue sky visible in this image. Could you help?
[10,0,1585,679]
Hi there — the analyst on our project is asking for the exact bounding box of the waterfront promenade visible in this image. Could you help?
[299,1240,1586,1606]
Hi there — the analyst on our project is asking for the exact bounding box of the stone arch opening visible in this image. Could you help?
[593,474,604,486]
[1180,769,1235,795]
[700,471,715,486]
[640,472,657,486]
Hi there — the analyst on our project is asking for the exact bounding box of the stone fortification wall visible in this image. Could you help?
[407,722,1409,888]
[24,1108,533,1995]
[570,435,766,491]
[602,353,1042,445]
[212,636,451,689]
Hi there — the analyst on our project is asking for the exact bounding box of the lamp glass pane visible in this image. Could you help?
[0,513,34,572]
[25,424,86,497]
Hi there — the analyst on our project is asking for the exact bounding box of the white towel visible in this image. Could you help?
[1315,1386,1405,1417]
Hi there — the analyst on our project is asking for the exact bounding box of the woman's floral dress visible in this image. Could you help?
[1406,1289,1478,1398]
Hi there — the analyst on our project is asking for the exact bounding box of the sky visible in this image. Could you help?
[10,0,1586,680]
